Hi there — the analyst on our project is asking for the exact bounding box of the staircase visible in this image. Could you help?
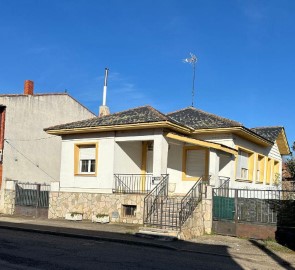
[145,196,183,230]
[142,175,210,237]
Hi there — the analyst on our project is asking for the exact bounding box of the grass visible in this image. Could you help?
[263,239,295,254]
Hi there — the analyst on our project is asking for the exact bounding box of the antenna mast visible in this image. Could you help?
[183,53,197,107]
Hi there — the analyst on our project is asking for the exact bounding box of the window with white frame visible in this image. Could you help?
[75,144,97,174]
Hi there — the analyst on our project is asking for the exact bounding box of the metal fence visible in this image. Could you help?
[15,182,50,208]
[113,174,159,194]
[213,188,295,225]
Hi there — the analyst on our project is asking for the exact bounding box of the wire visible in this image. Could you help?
[5,135,58,142]
[4,139,56,181]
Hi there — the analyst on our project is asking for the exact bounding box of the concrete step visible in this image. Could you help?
[136,227,179,241]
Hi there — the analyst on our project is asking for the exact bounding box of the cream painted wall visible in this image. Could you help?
[194,133,235,148]
[57,125,283,194]
[59,129,171,193]
[1,94,95,185]
[114,141,142,174]
[194,133,282,189]
[59,134,116,193]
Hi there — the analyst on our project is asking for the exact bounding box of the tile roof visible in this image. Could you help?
[44,104,283,146]
[45,105,177,131]
[167,107,242,129]
[250,126,283,143]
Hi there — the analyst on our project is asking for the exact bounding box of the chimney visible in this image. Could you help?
[99,68,110,117]
[24,80,34,95]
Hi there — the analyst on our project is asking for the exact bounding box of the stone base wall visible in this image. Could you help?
[49,192,145,224]
[179,198,212,240]
[2,189,15,215]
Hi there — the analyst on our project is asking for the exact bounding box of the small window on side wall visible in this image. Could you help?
[74,144,97,175]
[122,205,136,217]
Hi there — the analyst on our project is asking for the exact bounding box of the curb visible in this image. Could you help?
[0,222,177,251]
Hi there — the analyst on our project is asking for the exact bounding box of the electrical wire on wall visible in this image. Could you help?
[4,139,56,181]
[5,135,58,142]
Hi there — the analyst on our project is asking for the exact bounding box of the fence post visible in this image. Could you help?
[36,184,41,207]
[234,189,238,233]
[35,184,40,218]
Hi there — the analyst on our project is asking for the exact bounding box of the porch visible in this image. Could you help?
[112,132,236,195]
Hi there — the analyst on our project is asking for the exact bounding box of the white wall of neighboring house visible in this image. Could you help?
[0,94,95,185]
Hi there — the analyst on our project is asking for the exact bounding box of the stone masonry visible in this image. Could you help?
[2,189,15,215]
[179,186,213,240]
[49,192,145,224]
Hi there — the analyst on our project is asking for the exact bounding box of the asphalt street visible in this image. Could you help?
[0,228,244,270]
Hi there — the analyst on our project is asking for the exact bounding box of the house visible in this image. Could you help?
[44,105,290,235]
[0,80,95,214]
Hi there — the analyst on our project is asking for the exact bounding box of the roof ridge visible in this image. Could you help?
[166,106,193,115]
[99,105,153,118]
[148,106,169,121]
[168,107,242,126]
[0,93,69,97]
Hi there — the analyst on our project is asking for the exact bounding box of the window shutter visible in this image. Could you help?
[237,150,248,178]
[186,149,205,178]
[79,146,96,160]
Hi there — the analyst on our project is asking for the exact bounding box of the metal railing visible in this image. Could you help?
[216,176,230,197]
[213,187,295,225]
[113,174,156,194]
[143,174,169,226]
[179,175,211,227]
[15,182,50,208]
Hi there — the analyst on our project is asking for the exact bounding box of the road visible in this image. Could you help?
[0,228,246,270]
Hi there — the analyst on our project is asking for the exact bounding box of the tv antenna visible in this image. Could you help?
[183,53,197,107]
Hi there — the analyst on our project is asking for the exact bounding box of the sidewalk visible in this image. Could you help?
[0,214,295,270]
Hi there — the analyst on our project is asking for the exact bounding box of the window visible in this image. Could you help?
[273,160,280,185]
[122,205,136,217]
[266,158,272,185]
[182,146,208,180]
[256,155,265,183]
[74,144,97,175]
[236,149,254,181]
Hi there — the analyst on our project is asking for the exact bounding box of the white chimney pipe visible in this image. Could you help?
[99,67,110,117]
[102,68,109,106]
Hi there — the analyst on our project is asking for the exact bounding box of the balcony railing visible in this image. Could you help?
[113,174,163,194]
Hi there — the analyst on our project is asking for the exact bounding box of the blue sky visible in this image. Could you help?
[0,0,295,148]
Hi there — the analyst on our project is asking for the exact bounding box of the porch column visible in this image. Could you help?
[209,149,219,187]
[153,133,169,176]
